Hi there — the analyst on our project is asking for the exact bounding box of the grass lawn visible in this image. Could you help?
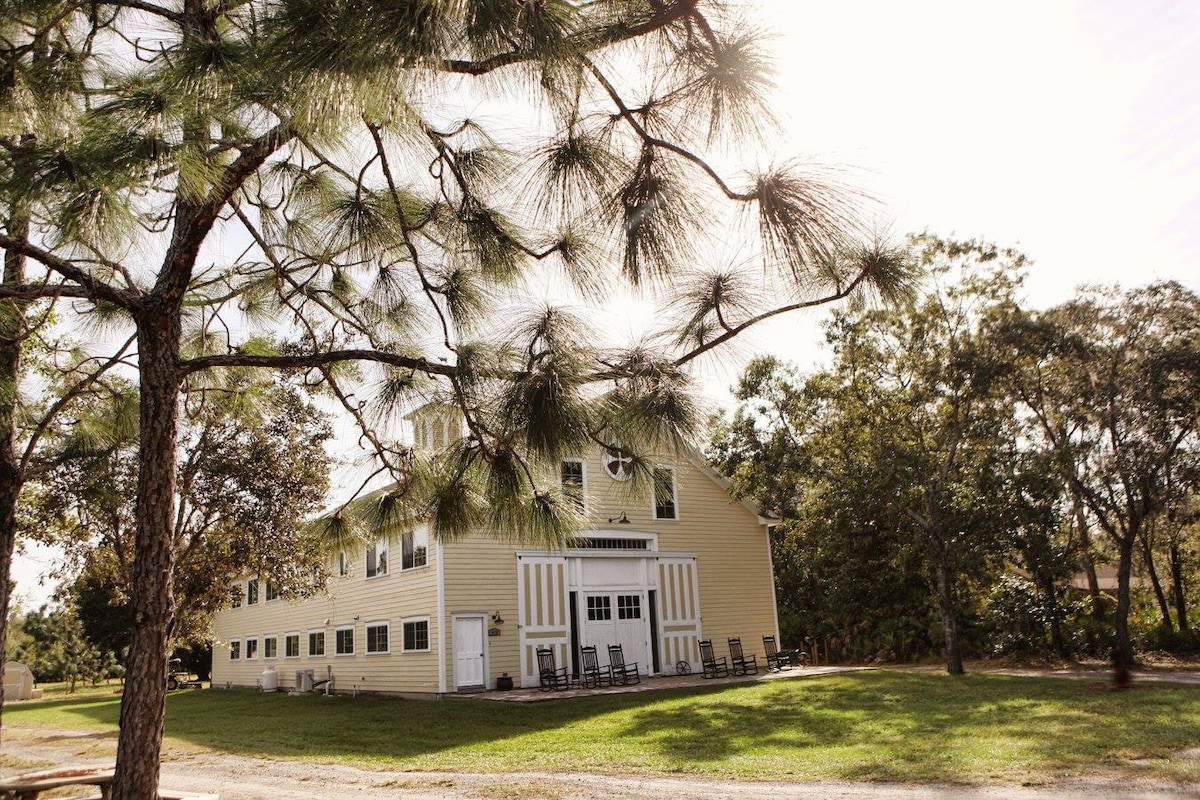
[5,671,1200,785]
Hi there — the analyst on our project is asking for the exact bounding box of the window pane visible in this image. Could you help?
[265,582,279,601]
[561,461,584,510]
[367,624,389,653]
[653,468,677,519]
[285,635,300,658]
[586,596,612,621]
[403,621,429,651]
[264,637,277,658]
[618,594,641,620]
[336,628,354,654]
[246,579,259,605]
[230,641,240,660]
[309,631,325,656]
[246,639,258,659]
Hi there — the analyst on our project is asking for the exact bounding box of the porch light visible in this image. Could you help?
[608,511,632,525]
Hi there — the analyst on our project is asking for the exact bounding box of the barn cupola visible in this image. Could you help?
[405,402,467,455]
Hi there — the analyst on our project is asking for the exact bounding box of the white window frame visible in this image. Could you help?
[366,537,389,579]
[335,625,355,656]
[365,621,390,654]
[652,465,679,520]
[246,578,259,605]
[263,634,278,659]
[245,636,259,660]
[229,639,241,660]
[284,631,301,659]
[561,458,586,512]
[308,629,325,657]
[401,617,431,653]
[400,529,428,571]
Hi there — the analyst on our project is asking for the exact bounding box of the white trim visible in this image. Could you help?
[765,524,781,641]
[307,629,326,657]
[228,638,241,661]
[334,625,355,656]
[284,631,301,659]
[245,636,259,660]
[436,537,447,694]
[651,465,679,521]
[401,616,431,652]
[365,620,391,655]
[263,634,278,659]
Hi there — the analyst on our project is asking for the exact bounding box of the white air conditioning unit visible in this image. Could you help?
[296,669,315,693]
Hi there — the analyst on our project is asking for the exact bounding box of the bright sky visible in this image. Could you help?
[11,1,1200,611]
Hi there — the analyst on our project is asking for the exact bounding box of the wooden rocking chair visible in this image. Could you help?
[698,639,729,678]
[579,645,612,688]
[607,644,641,685]
[537,647,571,691]
[763,635,789,672]
[728,637,759,676]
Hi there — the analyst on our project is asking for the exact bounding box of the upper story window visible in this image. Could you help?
[401,530,428,570]
[230,585,242,608]
[561,460,585,511]
[246,579,259,605]
[366,538,388,578]
[337,550,350,577]
[653,466,678,520]
[265,581,279,602]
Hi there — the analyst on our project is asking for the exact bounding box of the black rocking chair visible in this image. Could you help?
[698,639,729,678]
[763,635,789,672]
[728,637,759,676]
[607,644,641,685]
[537,647,571,691]
[579,645,613,688]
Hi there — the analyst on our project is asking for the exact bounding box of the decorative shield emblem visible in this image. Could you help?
[603,446,632,481]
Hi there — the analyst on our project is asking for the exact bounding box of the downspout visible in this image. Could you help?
[764,520,781,641]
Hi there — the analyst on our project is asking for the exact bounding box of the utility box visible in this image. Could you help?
[296,670,314,693]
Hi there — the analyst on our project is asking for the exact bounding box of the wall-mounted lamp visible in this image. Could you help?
[608,511,631,525]
[491,612,505,625]
[323,619,330,626]
[352,614,360,620]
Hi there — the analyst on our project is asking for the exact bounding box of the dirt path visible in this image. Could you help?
[5,726,1197,800]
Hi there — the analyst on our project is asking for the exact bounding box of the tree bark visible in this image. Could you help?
[1139,527,1173,632]
[934,541,964,674]
[111,309,182,800]
[1169,538,1190,637]
[1073,494,1103,612]
[1113,534,1136,667]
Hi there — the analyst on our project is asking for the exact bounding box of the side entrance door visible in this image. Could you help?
[453,615,486,691]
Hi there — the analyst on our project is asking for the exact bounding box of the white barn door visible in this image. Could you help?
[657,556,702,673]
[516,555,570,688]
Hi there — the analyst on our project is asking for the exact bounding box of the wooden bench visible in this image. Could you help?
[0,766,218,800]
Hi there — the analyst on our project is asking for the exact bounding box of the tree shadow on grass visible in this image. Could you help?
[10,672,1200,782]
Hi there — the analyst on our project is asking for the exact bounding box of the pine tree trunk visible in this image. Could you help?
[111,314,181,800]
[0,184,28,743]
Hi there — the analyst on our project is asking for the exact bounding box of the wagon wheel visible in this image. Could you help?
[675,660,692,675]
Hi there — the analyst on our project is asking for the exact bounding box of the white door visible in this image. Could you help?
[453,616,486,691]
[582,592,650,673]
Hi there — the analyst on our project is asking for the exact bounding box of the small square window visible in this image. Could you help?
[285,633,300,658]
[402,620,429,651]
[653,467,677,520]
[229,640,241,660]
[246,579,259,605]
[263,636,278,659]
[587,596,612,621]
[617,594,641,620]
[366,623,389,654]
[336,627,355,655]
[245,637,258,660]
[309,630,325,657]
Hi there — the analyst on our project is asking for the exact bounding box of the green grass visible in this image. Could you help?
[6,672,1200,785]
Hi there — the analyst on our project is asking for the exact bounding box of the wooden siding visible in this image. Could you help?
[440,534,522,690]
[211,530,441,695]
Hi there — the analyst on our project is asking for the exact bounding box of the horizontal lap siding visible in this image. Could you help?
[442,534,520,689]
[588,455,778,657]
[212,544,441,694]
